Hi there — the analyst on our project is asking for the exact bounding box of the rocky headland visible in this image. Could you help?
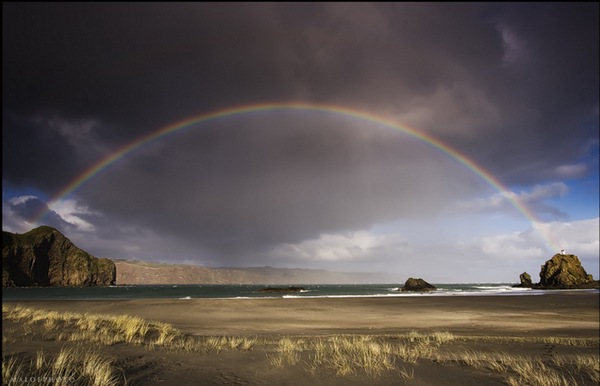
[2,226,116,287]
[514,253,599,289]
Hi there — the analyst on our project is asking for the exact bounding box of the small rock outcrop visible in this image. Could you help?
[513,272,533,288]
[2,226,116,287]
[401,277,436,292]
[537,253,597,289]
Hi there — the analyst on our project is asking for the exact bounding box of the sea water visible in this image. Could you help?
[1,283,555,301]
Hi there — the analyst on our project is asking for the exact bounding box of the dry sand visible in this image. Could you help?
[3,291,599,385]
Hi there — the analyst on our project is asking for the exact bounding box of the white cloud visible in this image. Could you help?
[534,218,600,257]
[264,217,599,282]
[48,199,97,232]
[552,163,589,179]
[461,218,599,261]
[268,230,410,262]
[521,182,569,202]
[460,231,546,260]
[458,217,599,279]
[8,195,40,206]
[453,182,569,219]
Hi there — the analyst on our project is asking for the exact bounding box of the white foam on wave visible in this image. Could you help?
[473,286,534,294]
[280,289,543,299]
[179,296,192,299]
[282,293,432,299]
[474,285,513,290]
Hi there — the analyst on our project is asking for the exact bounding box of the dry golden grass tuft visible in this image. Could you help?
[268,337,303,368]
[2,345,121,386]
[435,349,600,386]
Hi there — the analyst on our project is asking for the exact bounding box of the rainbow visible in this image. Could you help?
[33,102,559,251]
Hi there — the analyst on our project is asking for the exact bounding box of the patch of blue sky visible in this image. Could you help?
[2,184,49,203]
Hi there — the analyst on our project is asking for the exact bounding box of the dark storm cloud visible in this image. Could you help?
[4,3,597,183]
[3,3,598,264]
[3,3,301,126]
[468,3,599,183]
[2,114,81,192]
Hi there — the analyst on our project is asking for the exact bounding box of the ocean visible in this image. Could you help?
[1,283,556,301]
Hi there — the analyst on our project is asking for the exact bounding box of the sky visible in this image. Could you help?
[2,3,599,282]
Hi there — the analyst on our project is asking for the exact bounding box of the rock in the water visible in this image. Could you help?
[513,272,533,288]
[537,253,596,289]
[2,226,116,287]
[401,277,436,292]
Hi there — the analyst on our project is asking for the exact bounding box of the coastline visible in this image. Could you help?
[0,282,582,302]
[4,291,598,336]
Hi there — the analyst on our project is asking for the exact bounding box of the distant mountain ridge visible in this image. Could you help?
[114,259,395,285]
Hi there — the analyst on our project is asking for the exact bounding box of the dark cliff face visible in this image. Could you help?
[2,226,116,287]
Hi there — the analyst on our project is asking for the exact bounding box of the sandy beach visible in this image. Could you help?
[5,291,600,336]
[3,291,599,385]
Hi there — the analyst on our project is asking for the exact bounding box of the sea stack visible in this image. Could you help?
[537,253,597,289]
[401,277,437,292]
[512,272,533,288]
[513,253,599,289]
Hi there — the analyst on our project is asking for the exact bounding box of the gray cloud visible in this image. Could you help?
[4,3,597,181]
[3,3,598,270]
[71,114,486,262]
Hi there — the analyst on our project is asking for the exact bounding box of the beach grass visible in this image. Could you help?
[434,349,600,386]
[264,333,599,382]
[2,344,121,386]
[3,304,599,384]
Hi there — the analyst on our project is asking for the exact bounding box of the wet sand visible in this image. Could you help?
[5,291,599,336]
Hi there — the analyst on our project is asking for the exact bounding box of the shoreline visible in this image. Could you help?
[3,283,597,302]
[4,291,598,337]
